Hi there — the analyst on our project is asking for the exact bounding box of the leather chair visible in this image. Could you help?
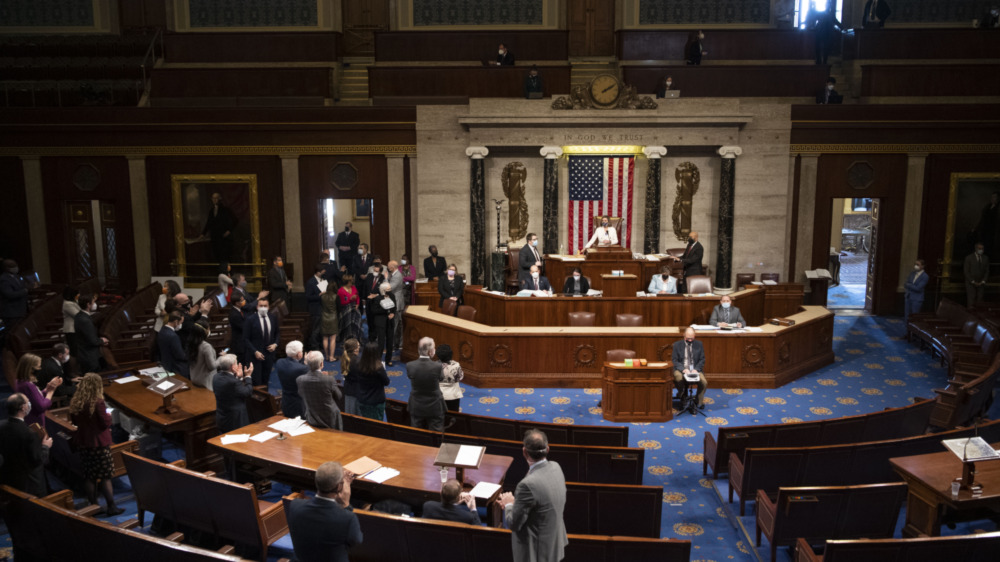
[562,275,592,294]
[615,313,643,327]
[761,273,780,283]
[456,305,477,322]
[606,349,636,363]
[736,273,756,288]
[686,275,713,295]
[591,216,624,233]
[440,299,459,316]
[568,312,596,327]
[505,249,521,295]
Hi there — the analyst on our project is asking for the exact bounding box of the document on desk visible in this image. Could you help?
[691,325,718,330]
[268,417,305,433]
[454,445,485,467]
[364,466,400,484]
[114,375,140,384]
[344,456,382,477]
[250,431,278,443]
[470,481,502,499]
[221,434,251,445]
[139,366,169,377]
[288,424,315,437]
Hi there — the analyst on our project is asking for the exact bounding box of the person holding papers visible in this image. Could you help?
[212,354,253,434]
[298,351,343,430]
[423,479,481,525]
[520,265,552,295]
[709,295,745,328]
[648,265,678,295]
[286,461,363,562]
[561,267,590,295]
[583,215,618,249]
[671,327,708,410]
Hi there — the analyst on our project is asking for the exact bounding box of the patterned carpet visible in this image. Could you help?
[827,251,868,309]
[3,313,996,562]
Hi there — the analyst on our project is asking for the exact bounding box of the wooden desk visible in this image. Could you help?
[600,274,638,298]
[891,446,1000,537]
[104,373,220,471]
[208,416,513,507]
[546,254,671,293]
[602,362,673,422]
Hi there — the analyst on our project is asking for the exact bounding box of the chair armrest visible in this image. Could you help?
[794,537,823,562]
[703,432,717,476]
[729,452,744,496]
[40,489,75,510]
[934,387,959,398]
[168,459,187,468]
[202,470,217,478]
[165,532,185,543]
[117,519,140,530]
[217,545,236,555]
[259,500,289,543]
[76,505,104,517]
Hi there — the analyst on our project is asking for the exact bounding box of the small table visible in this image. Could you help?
[890,445,1000,537]
[601,361,673,422]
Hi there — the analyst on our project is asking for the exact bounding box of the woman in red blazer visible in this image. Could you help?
[69,373,123,515]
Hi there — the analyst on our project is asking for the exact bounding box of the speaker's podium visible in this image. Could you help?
[601,361,673,422]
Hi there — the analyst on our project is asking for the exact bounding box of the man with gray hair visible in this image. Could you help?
[286,461,362,561]
[212,355,253,435]
[499,429,568,562]
[275,340,309,419]
[405,337,446,431]
[297,350,343,430]
[0,393,53,496]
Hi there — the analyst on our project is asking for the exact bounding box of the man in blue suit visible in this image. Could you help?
[244,297,280,387]
[286,461,362,562]
[158,311,189,377]
[671,327,707,409]
[422,479,481,525]
[520,265,552,294]
[904,258,929,321]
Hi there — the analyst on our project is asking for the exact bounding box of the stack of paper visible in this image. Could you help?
[268,417,306,433]
[221,434,251,445]
[250,431,278,443]
[114,375,139,384]
[470,481,502,499]
[139,366,169,377]
[365,467,400,484]
[454,445,485,466]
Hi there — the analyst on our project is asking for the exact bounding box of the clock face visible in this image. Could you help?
[589,74,621,107]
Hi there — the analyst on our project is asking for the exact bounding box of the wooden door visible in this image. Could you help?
[342,0,389,57]
[567,0,615,57]
[65,201,97,285]
[865,199,880,312]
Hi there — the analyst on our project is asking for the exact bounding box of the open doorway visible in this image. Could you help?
[827,197,876,310]
[318,198,373,267]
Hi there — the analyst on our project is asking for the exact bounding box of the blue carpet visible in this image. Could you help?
[2,313,995,562]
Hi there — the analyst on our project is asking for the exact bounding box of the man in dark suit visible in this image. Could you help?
[437,265,466,308]
[158,311,189,377]
[965,243,990,306]
[212,355,253,435]
[518,233,544,285]
[494,43,515,66]
[671,327,708,409]
[305,263,325,352]
[320,250,343,285]
[810,1,842,65]
[231,273,269,314]
[74,293,107,374]
[286,461,362,562]
[520,265,552,294]
[561,267,590,295]
[201,192,238,267]
[244,297,280,387]
[0,259,28,329]
[499,429,568,562]
[863,0,891,28]
[363,262,386,338]
[37,343,77,398]
[670,230,704,292]
[405,337,446,431]
[267,256,292,311]
[423,479,481,525]
[904,259,929,320]
[275,341,309,420]
[709,295,746,328]
[353,244,374,283]
[816,76,843,105]
[228,292,248,364]
[0,393,52,497]
[334,222,360,271]
[423,245,448,280]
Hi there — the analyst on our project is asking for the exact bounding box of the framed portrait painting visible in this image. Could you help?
[354,198,372,220]
[942,172,1000,284]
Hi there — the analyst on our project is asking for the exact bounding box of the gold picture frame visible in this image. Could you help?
[942,172,1000,283]
[171,174,262,280]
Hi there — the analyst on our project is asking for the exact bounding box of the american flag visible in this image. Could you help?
[567,156,634,255]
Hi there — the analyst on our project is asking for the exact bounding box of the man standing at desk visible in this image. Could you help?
[212,355,253,435]
[671,327,708,409]
[499,429,568,562]
[648,265,677,295]
[286,461,362,562]
[519,233,544,284]
[583,215,618,249]
[709,295,745,328]
[670,231,704,292]
[158,311,189,377]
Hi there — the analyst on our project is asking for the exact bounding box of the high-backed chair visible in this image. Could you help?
[456,305,477,322]
[761,273,780,283]
[440,299,459,316]
[736,273,756,288]
[686,275,713,294]
[615,313,643,327]
[562,275,592,293]
[591,216,624,234]
[568,312,596,326]
[505,249,521,294]
[606,349,637,363]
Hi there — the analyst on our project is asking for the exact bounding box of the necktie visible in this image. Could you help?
[262,316,270,344]
[685,344,692,370]
[724,308,730,323]
[534,279,539,290]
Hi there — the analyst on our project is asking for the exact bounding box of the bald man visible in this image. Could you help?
[670,231,704,293]
[671,327,708,409]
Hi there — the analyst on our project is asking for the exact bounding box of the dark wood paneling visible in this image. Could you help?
[164,32,340,63]
[375,31,568,62]
[622,65,831,98]
[850,29,1000,60]
[298,155,390,269]
[790,104,1000,145]
[861,64,1000,97]
[145,156,284,278]
[617,30,821,61]
[568,0,615,57]
[39,156,136,291]
[150,68,331,99]
[369,65,571,98]
[811,154,908,315]
[0,156,31,270]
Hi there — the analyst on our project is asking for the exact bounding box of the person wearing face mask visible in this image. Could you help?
[495,42,515,66]
[74,293,108,374]
[229,292,249,364]
[364,263,387,344]
[371,282,397,365]
[268,255,293,312]
[809,0,842,65]
[684,30,707,65]
[424,245,448,280]
[437,265,466,310]
[401,254,417,305]
[15,353,61,427]
[218,262,235,303]
[965,243,990,306]
[671,327,708,410]
[61,285,82,356]
[320,250,343,285]
[584,215,619,250]
[154,279,181,332]
[37,343,78,398]
[244,297,280,387]
[158,311,190,377]
[904,259,929,321]
[709,295,746,329]
[669,231,704,292]
[862,0,891,28]
[386,260,406,351]
[521,265,552,295]
[518,233,544,285]
[335,221,360,268]
[524,65,544,98]
[656,75,675,98]
[816,76,842,104]
[0,258,29,330]
[230,272,270,314]
[353,243,374,284]
[647,265,678,295]
[0,393,53,497]
[562,267,591,295]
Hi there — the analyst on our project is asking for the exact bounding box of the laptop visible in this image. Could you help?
[527,91,543,99]
[663,90,681,99]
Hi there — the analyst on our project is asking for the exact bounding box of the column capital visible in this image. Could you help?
[466,146,489,159]
[539,146,563,159]
[642,146,667,159]
[717,146,743,159]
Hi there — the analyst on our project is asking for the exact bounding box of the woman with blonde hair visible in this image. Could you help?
[69,373,123,515]
[15,353,61,426]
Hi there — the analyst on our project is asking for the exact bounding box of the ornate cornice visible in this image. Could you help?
[0,145,417,157]
[790,144,1000,154]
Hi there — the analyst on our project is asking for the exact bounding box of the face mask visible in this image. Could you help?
[977,249,984,255]
[431,250,438,257]
[827,84,834,90]
[276,261,283,267]
[685,338,694,344]
[374,261,381,266]
[239,280,247,288]
[688,237,694,244]
[448,270,456,278]
[722,302,730,309]
[358,249,365,255]
[498,50,505,55]
[914,265,922,271]
[698,33,704,40]
[162,287,169,294]
[345,226,351,231]
[531,272,539,279]
[258,307,268,317]
[666,81,672,87]
[59,354,69,364]
[401,259,407,265]
[90,302,98,312]
[9,267,18,275]
[573,275,581,280]
[532,240,538,247]
[662,274,669,280]
[602,221,609,227]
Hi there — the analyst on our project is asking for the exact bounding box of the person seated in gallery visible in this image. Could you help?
[493,43,515,66]
[562,267,590,295]
[648,265,678,295]
[709,294,745,328]
[422,478,482,526]
[655,75,676,98]
[583,215,618,249]
[816,76,843,105]
[523,65,544,99]
[520,265,552,295]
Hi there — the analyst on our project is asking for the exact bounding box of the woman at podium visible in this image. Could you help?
[584,215,618,249]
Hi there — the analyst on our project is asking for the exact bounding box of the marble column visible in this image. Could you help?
[386,155,406,260]
[795,154,820,285]
[540,146,563,255]
[715,146,743,292]
[127,155,152,287]
[642,146,667,254]
[20,156,50,282]
[899,153,928,288]
[466,146,489,285]
[280,154,304,291]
